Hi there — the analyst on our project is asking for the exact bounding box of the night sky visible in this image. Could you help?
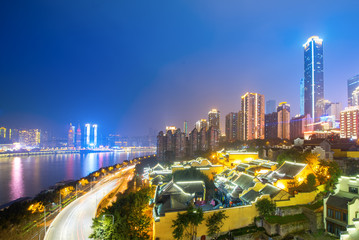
[1,1,359,136]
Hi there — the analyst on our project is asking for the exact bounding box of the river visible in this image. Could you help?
[0,150,155,206]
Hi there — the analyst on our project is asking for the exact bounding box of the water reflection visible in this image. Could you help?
[9,157,24,201]
[0,151,154,205]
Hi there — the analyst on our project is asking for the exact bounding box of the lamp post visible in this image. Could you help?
[44,203,55,233]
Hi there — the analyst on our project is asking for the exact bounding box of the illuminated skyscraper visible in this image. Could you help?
[84,123,98,148]
[19,129,41,147]
[265,100,276,114]
[85,124,91,147]
[225,112,238,141]
[277,102,290,140]
[92,124,98,147]
[67,123,75,148]
[208,109,220,131]
[195,119,207,132]
[76,124,81,148]
[300,78,304,115]
[303,36,324,122]
[184,121,188,137]
[348,74,359,107]
[240,92,265,140]
[0,127,6,139]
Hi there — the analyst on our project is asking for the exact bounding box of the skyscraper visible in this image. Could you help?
[195,119,208,132]
[240,92,265,140]
[277,102,290,140]
[76,124,82,149]
[67,123,75,148]
[290,114,313,139]
[225,112,238,141]
[300,78,304,115]
[84,123,98,148]
[265,100,277,114]
[183,121,188,137]
[208,109,220,131]
[303,36,324,122]
[348,74,359,107]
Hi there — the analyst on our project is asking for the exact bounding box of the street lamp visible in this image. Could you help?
[44,202,56,233]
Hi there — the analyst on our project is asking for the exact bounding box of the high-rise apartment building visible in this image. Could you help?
[265,112,278,140]
[277,102,290,140]
[0,127,6,139]
[240,92,265,140]
[265,100,277,114]
[340,107,359,139]
[290,114,313,140]
[208,109,220,131]
[19,129,41,147]
[225,112,238,141]
[303,36,324,122]
[195,119,208,132]
[348,74,359,107]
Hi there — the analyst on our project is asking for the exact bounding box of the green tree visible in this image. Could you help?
[255,198,276,218]
[89,216,114,240]
[90,187,152,240]
[317,160,342,191]
[172,205,204,240]
[206,211,228,240]
[277,148,306,166]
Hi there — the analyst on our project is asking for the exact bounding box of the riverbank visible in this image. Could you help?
[0,154,156,240]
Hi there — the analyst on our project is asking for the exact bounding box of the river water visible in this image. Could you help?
[0,151,155,205]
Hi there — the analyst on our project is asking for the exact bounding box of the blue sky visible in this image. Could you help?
[1,0,359,136]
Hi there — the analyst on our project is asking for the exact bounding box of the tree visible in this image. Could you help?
[307,173,316,189]
[276,148,306,166]
[206,211,228,240]
[89,216,113,240]
[172,205,204,240]
[90,187,152,240]
[316,160,342,190]
[255,198,276,218]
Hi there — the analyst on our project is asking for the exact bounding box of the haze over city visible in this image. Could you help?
[1,0,359,136]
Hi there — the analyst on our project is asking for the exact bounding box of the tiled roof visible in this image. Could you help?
[327,195,351,210]
[233,173,255,191]
[240,189,261,204]
[259,184,281,198]
[276,162,306,178]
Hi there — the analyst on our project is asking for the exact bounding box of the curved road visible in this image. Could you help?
[44,166,134,240]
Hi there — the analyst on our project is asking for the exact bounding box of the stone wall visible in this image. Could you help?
[263,218,310,237]
[302,206,324,232]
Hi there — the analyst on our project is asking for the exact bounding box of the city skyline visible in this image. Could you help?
[1,1,359,136]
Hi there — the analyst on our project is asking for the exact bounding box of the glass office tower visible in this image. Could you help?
[303,36,324,122]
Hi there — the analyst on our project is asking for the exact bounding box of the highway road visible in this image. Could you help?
[44,166,134,240]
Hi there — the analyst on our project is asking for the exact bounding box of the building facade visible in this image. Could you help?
[348,74,359,107]
[19,129,41,147]
[265,112,278,140]
[225,112,238,142]
[67,123,75,148]
[303,36,324,122]
[290,114,313,140]
[340,106,359,139]
[277,102,290,140]
[208,109,220,131]
[266,100,276,114]
[240,92,265,141]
